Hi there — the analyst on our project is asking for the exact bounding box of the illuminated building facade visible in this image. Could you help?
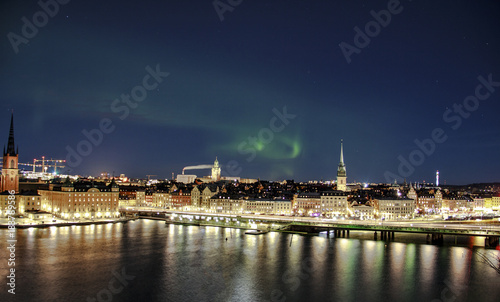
[351,204,375,220]
[119,185,142,207]
[169,189,191,210]
[39,178,120,219]
[441,195,473,212]
[191,184,219,211]
[272,199,292,215]
[244,198,292,215]
[0,191,41,217]
[294,192,321,215]
[375,197,415,220]
[207,195,292,215]
[190,186,202,209]
[244,199,273,214]
[210,194,243,214]
[136,190,146,207]
[417,190,443,213]
[145,192,153,207]
[492,196,500,210]
[472,196,487,210]
[152,192,169,208]
[320,191,348,216]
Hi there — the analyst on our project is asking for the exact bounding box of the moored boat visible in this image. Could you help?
[245,229,268,235]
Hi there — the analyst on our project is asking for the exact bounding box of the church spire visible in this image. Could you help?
[2,111,19,193]
[340,139,344,165]
[337,139,346,177]
[4,112,17,156]
[336,139,347,191]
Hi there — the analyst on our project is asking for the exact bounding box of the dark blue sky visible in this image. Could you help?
[1,0,499,184]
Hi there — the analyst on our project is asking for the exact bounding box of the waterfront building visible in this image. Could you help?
[207,193,230,213]
[39,178,120,219]
[273,199,292,215]
[242,198,292,215]
[484,196,493,209]
[0,190,41,217]
[209,193,243,214]
[191,184,219,211]
[204,194,292,215]
[472,195,487,210]
[492,196,500,210]
[320,190,348,216]
[294,192,321,216]
[118,185,143,207]
[336,140,347,192]
[190,186,202,209]
[244,198,274,214]
[145,191,153,207]
[169,189,191,210]
[152,191,169,208]
[416,189,443,214]
[17,191,42,213]
[374,197,415,220]
[351,203,375,220]
[442,194,473,212]
[136,190,146,207]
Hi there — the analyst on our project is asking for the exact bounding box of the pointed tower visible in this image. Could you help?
[408,183,417,202]
[337,139,347,191]
[211,157,221,181]
[2,113,19,193]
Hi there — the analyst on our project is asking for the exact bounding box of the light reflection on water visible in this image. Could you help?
[0,220,499,302]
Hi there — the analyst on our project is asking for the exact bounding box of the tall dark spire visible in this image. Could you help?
[4,112,17,156]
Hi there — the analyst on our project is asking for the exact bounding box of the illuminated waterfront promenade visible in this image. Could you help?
[4,207,498,247]
[0,216,130,228]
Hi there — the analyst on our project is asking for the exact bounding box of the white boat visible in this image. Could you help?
[245,229,268,235]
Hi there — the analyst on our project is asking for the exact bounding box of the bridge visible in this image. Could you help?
[286,221,500,247]
[121,208,500,248]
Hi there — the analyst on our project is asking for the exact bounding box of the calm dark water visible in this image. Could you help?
[1,219,499,302]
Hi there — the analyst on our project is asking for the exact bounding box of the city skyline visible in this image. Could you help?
[1,0,499,184]
[2,112,498,187]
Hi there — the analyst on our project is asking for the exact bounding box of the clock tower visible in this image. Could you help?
[2,113,19,193]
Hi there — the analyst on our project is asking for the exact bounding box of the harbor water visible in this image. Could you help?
[1,219,499,302]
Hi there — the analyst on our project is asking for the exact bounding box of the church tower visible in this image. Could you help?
[211,157,221,181]
[2,113,19,193]
[408,183,417,201]
[336,140,347,192]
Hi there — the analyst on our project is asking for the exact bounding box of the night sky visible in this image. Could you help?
[1,0,499,184]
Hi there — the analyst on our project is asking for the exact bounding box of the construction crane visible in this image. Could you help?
[18,156,66,174]
[146,175,157,181]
